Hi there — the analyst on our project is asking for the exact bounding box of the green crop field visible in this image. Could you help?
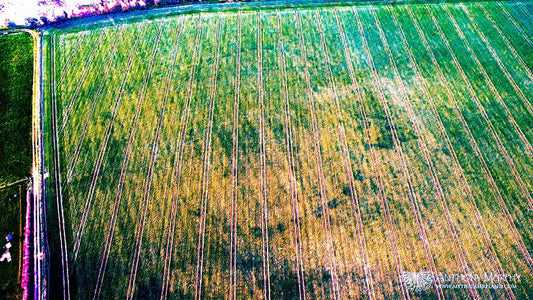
[0,31,33,300]
[46,1,533,298]
[0,32,33,185]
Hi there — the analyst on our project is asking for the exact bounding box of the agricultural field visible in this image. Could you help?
[0,31,33,299]
[47,1,533,298]
[0,31,33,185]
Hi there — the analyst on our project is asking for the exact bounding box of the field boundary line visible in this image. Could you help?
[334,8,411,299]
[49,31,71,300]
[193,14,223,300]
[43,0,461,33]
[71,26,143,259]
[405,5,533,270]
[0,178,30,191]
[257,11,272,300]
[159,15,204,300]
[32,29,48,300]
[426,4,533,211]
[352,7,447,298]
[389,6,515,298]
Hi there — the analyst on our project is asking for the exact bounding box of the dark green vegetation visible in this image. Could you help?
[0,31,33,300]
[0,32,33,184]
[50,1,533,298]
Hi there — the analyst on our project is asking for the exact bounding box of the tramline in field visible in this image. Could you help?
[388,6,516,298]
[408,3,533,272]
[42,1,533,298]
